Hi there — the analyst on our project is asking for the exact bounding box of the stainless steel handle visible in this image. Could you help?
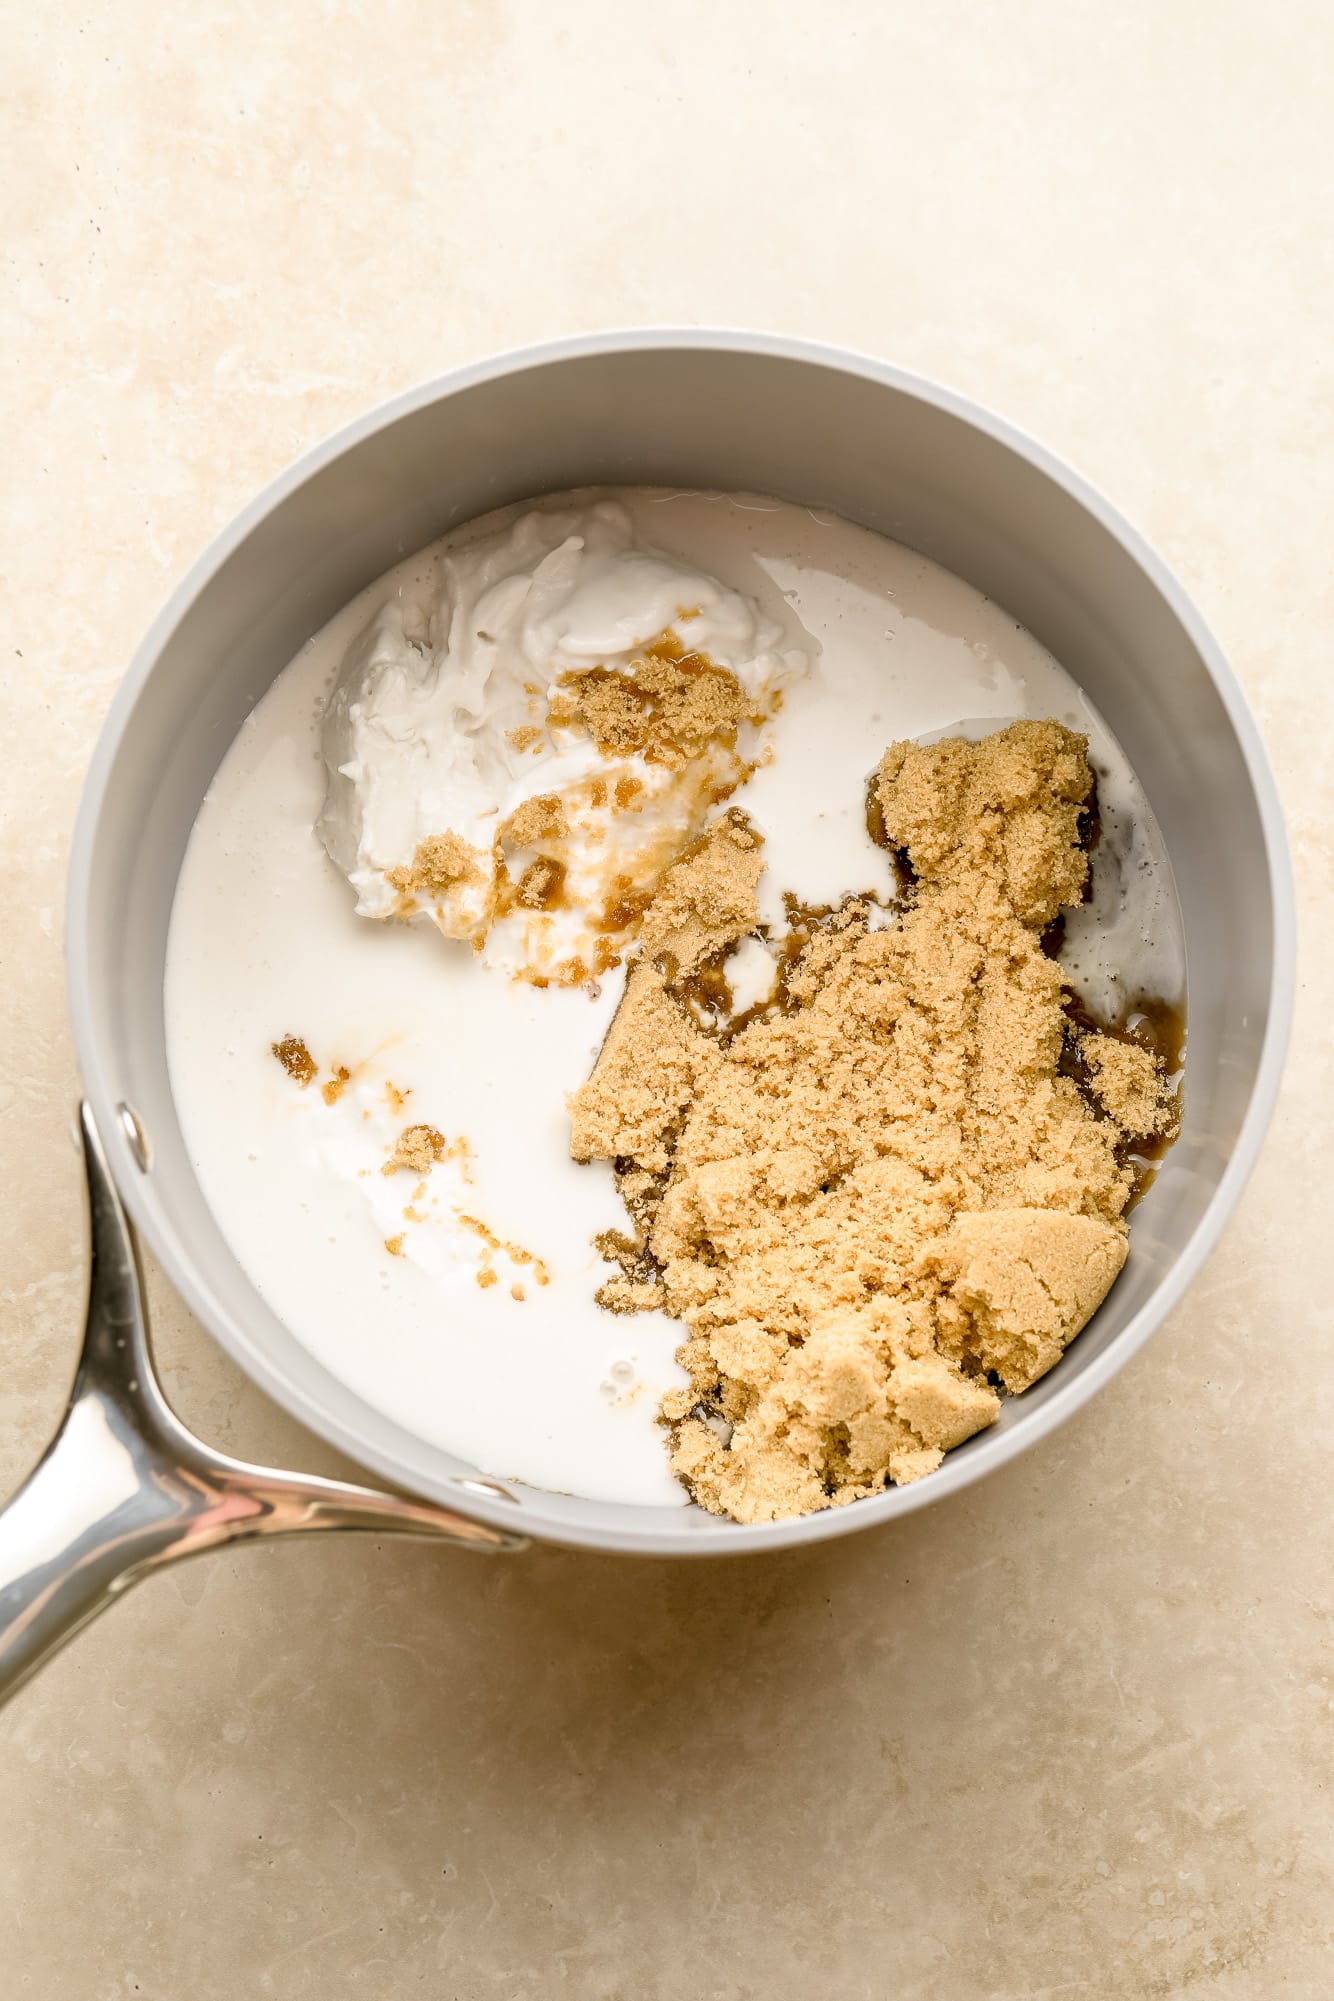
[0,1105,526,1708]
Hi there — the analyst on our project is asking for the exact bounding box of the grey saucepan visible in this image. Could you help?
[0,332,1294,1706]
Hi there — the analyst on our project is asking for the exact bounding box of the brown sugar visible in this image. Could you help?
[1081,1032,1180,1142]
[547,637,748,768]
[637,809,762,977]
[569,721,1180,1524]
[272,1036,317,1087]
[456,1210,551,1288]
[383,1123,447,1176]
[569,962,720,1173]
[500,793,568,849]
[321,1065,351,1106]
[388,831,484,903]
[515,856,567,910]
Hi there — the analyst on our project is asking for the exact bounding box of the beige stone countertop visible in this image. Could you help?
[2,4,1332,1995]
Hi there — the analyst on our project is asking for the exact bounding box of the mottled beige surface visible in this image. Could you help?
[2,2,1332,1994]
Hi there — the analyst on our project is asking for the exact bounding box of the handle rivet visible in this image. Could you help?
[453,1477,520,1505]
[117,1103,150,1172]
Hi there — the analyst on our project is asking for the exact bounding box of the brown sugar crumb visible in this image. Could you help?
[456,1211,550,1287]
[272,1036,318,1087]
[515,856,567,910]
[321,1065,351,1106]
[597,1273,667,1314]
[1080,1032,1179,1142]
[500,792,568,849]
[384,1081,409,1114]
[384,1234,405,1258]
[382,1123,447,1176]
[547,636,748,768]
[506,724,545,754]
[476,1267,498,1290]
[388,830,485,905]
[511,1283,526,1302]
[637,809,762,978]
[568,721,1181,1525]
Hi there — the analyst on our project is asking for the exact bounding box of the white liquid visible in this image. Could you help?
[164,489,1185,1507]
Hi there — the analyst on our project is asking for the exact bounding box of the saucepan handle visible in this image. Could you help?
[0,1105,526,1709]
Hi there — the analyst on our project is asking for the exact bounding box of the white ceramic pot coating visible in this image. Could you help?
[65,331,1295,1556]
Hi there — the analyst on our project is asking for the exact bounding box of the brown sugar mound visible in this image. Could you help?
[875,723,1090,927]
[568,721,1180,1524]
